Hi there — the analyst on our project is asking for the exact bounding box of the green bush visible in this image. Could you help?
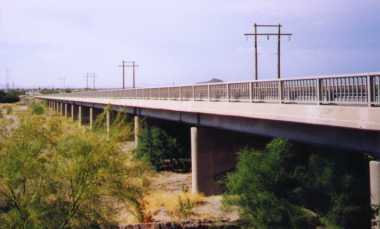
[0,114,147,227]
[30,102,45,115]
[136,125,184,171]
[224,138,371,229]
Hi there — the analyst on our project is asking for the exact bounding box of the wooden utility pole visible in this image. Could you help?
[254,23,258,81]
[126,61,139,88]
[118,60,127,89]
[244,24,292,80]
[90,73,96,89]
[84,73,90,89]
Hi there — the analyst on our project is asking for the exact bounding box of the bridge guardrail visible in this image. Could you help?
[45,73,380,106]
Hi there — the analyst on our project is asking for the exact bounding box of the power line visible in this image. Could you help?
[84,72,96,89]
[244,23,292,80]
[125,61,139,89]
[118,60,139,89]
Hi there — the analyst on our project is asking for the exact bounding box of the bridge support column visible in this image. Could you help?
[134,116,140,148]
[191,127,200,194]
[78,106,82,125]
[191,126,239,196]
[60,103,63,115]
[64,104,68,117]
[71,104,75,120]
[89,107,94,130]
[370,161,380,229]
[106,109,111,137]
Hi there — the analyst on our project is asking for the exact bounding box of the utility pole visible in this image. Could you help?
[244,24,292,80]
[254,23,258,81]
[118,60,127,89]
[91,73,96,89]
[84,73,90,89]
[125,61,139,88]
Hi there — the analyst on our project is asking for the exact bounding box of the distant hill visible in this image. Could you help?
[197,78,223,84]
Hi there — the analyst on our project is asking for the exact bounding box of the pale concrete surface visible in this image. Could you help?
[134,116,140,148]
[37,97,380,131]
[191,127,241,195]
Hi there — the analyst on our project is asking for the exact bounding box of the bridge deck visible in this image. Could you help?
[44,96,380,132]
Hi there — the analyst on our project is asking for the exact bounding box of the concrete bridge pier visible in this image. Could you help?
[134,116,140,148]
[64,103,68,117]
[106,109,111,137]
[59,102,63,115]
[370,161,380,229]
[78,106,83,125]
[89,107,94,130]
[191,126,241,195]
[71,104,75,120]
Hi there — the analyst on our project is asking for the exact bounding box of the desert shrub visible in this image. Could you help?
[136,125,184,171]
[224,138,371,229]
[30,102,45,115]
[0,114,148,227]
[110,111,133,142]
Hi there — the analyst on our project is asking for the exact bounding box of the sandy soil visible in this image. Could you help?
[147,171,239,223]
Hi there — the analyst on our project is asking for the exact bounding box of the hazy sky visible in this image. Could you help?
[1,0,379,88]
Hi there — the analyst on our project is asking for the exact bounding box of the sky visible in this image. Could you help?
[0,0,379,89]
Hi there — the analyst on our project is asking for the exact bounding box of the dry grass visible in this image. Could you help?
[142,191,205,221]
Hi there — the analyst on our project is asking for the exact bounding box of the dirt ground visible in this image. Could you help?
[148,171,239,223]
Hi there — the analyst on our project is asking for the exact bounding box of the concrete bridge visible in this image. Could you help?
[37,72,380,221]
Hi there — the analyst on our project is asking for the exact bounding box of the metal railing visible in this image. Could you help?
[47,72,380,106]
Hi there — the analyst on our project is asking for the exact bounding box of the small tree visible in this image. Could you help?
[136,126,180,171]
[224,138,371,229]
[0,110,148,227]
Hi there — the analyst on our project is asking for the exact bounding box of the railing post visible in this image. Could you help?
[367,75,373,107]
[226,83,230,102]
[249,82,253,102]
[208,84,211,102]
[316,78,322,105]
[192,86,195,101]
[278,80,283,104]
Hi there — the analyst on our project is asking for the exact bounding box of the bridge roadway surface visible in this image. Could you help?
[38,95,380,156]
